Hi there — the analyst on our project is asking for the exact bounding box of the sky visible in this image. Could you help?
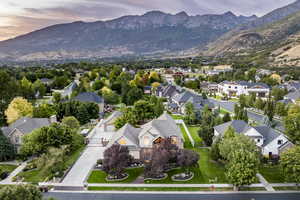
[0,0,296,41]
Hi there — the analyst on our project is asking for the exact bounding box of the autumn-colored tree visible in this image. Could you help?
[5,97,33,124]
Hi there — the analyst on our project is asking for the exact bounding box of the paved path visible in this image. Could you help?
[0,162,27,184]
[257,173,275,191]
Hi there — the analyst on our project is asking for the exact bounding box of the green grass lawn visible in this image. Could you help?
[171,115,184,120]
[88,186,233,191]
[0,164,18,173]
[87,168,144,184]
[187,126,203,147]
[17,146,85,184]
[259,164,285,183]
[146,148,227,184]
[179,125,193,148]
[274,187,300,191]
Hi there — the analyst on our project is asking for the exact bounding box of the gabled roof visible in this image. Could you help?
[162,85,177,97]
[107,124,141,147]
[214,120,252,136]
[253,126,281,147]
[74,92,104,104]
[140,112,182,139]
[285,90,300,101]
[220,81,270,89]
[1,117,51,137]
[62,81,78,97]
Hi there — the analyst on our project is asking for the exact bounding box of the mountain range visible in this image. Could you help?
[1,0,300,65]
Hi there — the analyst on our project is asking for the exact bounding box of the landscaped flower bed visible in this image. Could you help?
[171,172,194,181]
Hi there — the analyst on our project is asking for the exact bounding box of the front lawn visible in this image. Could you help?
[17,146,85,184]
[87,167,143,184]
[146,148,227,184]
[171,115,184,120]
[187,126,203,147]
[259,164,285,183]
[0,164,18,173]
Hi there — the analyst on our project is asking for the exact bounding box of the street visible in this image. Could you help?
[44,191,300,200]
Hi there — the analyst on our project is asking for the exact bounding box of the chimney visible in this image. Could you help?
[49,115,57,123]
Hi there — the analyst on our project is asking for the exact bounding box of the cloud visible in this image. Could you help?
[0,0,296,41]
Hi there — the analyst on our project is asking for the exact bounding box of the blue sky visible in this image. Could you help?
[0,0,295,41]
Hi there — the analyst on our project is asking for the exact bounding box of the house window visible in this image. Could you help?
[278,140,283,145]
[118,138,127,145]
[257,139,260,143]
[235,87,237,89]
[228,86,231,88]
[143,136,151,146]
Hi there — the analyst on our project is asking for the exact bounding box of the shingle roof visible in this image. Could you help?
[62,81,78,97]
[1,117,51,137]
[140,112,182,139]
[253,126,281,147]
[74,92,104,104]
[162,85,177,97]
[285,90,300,101]
[214,120,252,135]
[108,124,141,147]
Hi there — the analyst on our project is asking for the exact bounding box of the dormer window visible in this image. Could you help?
[257,139,260,143]
[278,140,283,145]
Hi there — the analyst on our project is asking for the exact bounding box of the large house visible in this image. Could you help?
[74,92,105,113]
[283,81,300,104]
[218,81,270,98]
[107,113,183,160]
[171,90,214,114]
[214,120,293,157]
[1,116,56,149]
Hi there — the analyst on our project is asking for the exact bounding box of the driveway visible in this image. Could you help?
[62,121,107,185]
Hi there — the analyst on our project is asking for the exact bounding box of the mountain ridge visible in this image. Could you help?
[0,10,256,62]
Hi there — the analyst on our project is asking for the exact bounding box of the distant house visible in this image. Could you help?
[171,90,214,114]
[218,81,270,98]
[214,120,293,157]
[1,116,56,149]
[40,78,53,85]
[74,92,105,112]
[107,113,183,160]
[61,81,78,98]
[283,81,300,104]
[144,86,152,94]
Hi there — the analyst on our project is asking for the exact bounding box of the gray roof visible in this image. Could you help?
[74,92,104,104]
[162,85,177,97]
[214,120,252,135]
[140,112,182,139]
[108,123,141,148]
[253,126,281,147]
[62,81,78,97]
[278,99,293,105]
[285,90,300,101]
[1,117,51,137]
[220,81,270,89]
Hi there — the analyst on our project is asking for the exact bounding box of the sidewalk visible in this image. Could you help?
[256,173,275,191]
[0,161,27,184]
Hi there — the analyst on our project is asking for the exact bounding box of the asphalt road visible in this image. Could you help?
[209,99,285,132]
[44,192,300,200]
